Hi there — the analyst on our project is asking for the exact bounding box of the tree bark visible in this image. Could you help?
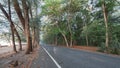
[8,0,17,52]
[34,26,40,47]
[34,8,40,48]
[13,0,33,54]
[85,22,89,46]
[85,34,89,46]
[102,0,109,48]
[10,24,17,53]
[30,7,36,48]
[32,27,35,47]
[61,33,69,47]
[67,17,73,47]
[12,0,25,29]
[32,27,39,48]
[67,0,73,47]
[14,27,22,51]
[30,5,40,48]
[22,0,33,54]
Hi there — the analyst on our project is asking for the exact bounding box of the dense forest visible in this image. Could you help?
[0,0,120,55]
[41,0,120,54]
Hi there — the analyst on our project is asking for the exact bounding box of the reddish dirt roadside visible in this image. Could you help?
[72,45,99,52]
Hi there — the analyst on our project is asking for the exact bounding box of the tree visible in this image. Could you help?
[28,0,40,48]
[102,0,109,48]
[0,0,23,51]
[12,0,33,54]
[0,1,18,52]
[12,0,41,54]
[22,0,33,54]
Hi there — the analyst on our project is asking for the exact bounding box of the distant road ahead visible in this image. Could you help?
[32,44,120,68]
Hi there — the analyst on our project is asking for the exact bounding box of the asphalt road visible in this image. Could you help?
[32,44,120,68]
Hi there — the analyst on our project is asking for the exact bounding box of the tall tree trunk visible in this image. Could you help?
[25,14,32,54]
[14,27,22,51]
[13,0,33,54]
[85,32,89,46]
[30,5,40,48]
[8,0,17,52]
[61,33,69,47]
[10,21,22,51]
[0,1,17,52]
[67,18,72,47]
[34,26,40,47]
[102,1,109,48]
[32,27,35,47]
[12,0,25,29]
[25,27,32,54]
[85,22,89,46]
[32,27,39,48]
[29,7,36,48]
[22,0,33,54]
[34,7,40,48]
[11,22,17,53]
[30,10,37,48]
[8,0,22,51]
[67,0,73,47]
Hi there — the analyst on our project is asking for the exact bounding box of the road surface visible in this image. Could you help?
[32,44,120,68]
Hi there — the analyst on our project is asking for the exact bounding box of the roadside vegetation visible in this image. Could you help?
[41,0,120,55]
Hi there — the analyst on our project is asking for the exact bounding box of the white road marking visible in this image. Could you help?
[42,47,62,68]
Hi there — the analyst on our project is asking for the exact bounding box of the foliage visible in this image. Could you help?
[81,21,105,46]
[99,36,120,55]
[0,0,120,54]
[41,0,120,54]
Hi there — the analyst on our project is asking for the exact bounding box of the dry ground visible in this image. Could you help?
[0,46,39,68]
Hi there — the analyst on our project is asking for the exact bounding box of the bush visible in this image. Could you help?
[99,39,120,55]
[98,43,106,52]
[109,40,120,55]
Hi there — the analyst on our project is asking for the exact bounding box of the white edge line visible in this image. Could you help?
[42,47,62,68]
